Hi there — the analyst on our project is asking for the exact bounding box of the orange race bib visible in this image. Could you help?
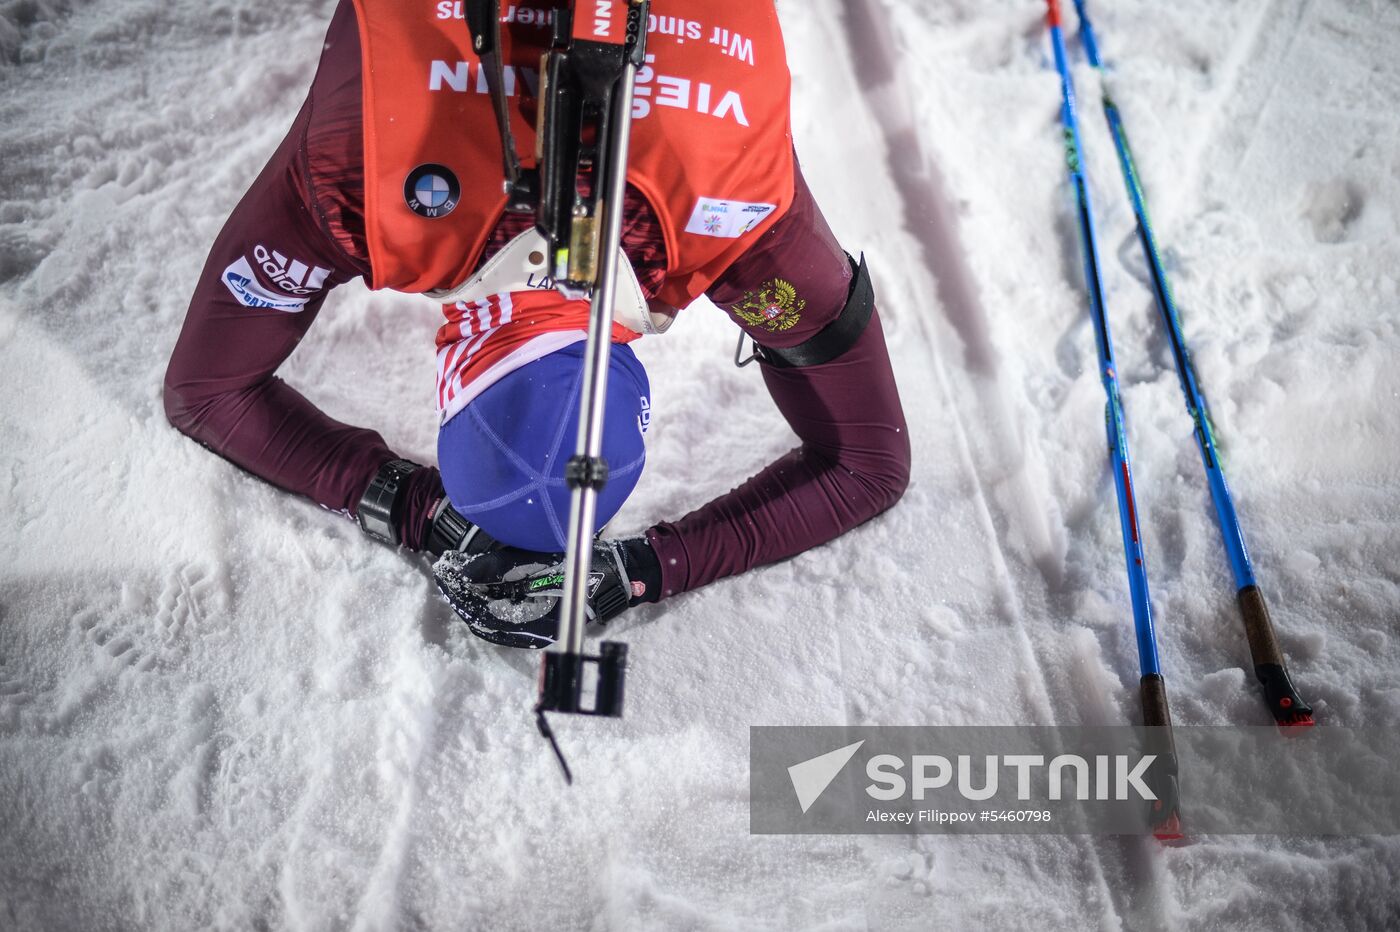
[351,0,796,308]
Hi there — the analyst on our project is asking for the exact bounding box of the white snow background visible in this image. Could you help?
[2,0,1399,929]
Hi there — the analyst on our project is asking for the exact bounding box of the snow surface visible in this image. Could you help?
[3,0,1400,928]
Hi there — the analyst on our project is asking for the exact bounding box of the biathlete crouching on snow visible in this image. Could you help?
[163,0,910,648]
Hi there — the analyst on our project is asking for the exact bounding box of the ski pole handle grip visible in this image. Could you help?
[1138,673,1182,837]
[1046,0,1063,26]
[1237,585,1315,726]
[1138,673,1177,764]
[1236,585,1284,666]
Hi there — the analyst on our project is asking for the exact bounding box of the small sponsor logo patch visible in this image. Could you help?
[221,256,310,312]
[586,571,605,598]
[404,164,461,219]
[684,197,775,239]
[530,573,565,592]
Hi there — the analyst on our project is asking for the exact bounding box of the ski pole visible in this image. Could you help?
[1070,0,1313,727]
[465,0,650,780]
[1045,0,1180,837]
[535,3,651,774]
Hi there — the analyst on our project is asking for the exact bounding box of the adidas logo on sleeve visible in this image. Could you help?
[221,244,332,312]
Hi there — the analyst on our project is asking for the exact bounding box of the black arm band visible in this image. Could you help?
[753,253,874,369]
[356,459,422,546]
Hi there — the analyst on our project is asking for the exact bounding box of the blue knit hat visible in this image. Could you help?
[437,342,649,552]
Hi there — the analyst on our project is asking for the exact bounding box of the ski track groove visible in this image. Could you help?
[1175,0,1281,204]
[350,653,438,932]
[833,3,1141,929]
[1229,0,1315,179]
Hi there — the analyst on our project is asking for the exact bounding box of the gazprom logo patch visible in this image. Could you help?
[221,256,310,312]
[404,163,461,219]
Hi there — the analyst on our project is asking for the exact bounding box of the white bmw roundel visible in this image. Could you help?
[404,163,461,219]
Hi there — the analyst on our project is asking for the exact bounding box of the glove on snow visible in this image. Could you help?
[433,539,650,649]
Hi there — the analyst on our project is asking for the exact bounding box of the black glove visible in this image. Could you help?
[433,538,655,649]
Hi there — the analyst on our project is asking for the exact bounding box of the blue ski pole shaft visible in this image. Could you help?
[1045,0,1179,834]
[1070,0,1312,727]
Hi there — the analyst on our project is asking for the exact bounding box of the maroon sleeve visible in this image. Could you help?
[645,167,911,597]
[163,2,445,547]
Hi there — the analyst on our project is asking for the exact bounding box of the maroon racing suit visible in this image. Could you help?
[164,2,910,600]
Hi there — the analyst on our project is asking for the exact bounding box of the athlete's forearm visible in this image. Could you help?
[646,307,909,597]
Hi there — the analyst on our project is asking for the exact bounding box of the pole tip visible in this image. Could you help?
[1152,810,1185,842]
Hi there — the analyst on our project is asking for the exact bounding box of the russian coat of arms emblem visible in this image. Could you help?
[732,279,805,333]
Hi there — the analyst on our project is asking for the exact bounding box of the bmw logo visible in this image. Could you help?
[404,164,460,219]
